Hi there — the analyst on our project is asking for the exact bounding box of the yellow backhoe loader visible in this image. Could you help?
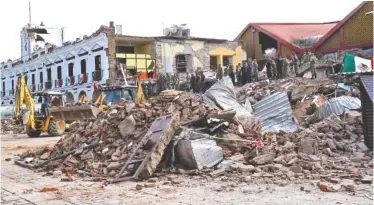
[14,75,100,138]
[92,63,145,110]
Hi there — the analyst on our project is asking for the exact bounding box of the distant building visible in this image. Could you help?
[0,22,244,104]
[314,1,373,55]
[234,22,337,60]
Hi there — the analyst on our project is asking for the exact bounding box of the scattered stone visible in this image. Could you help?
[252,154,275,165]
[144,183,156,188]
[136,184,143,190]
[209,169,226,177]
[361,176,372,184]
[252,173,262,177]
[357,143,369,152]
[148,178,158,183]
[290,166,302,173]
[5,158,11,161]
[285,171,295,178]
[263,173,274,178]
[241,187,252,194]
[328,178,340,184]
[300,186,304,191]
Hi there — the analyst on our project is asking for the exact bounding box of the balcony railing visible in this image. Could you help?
[30,84,36,92]
[92,70,102,81]
[45,81,52,89]
[78,73,88,84]
[37,83,43,91]
[54,79,63,88]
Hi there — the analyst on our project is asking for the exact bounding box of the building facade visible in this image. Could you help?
[0,22,243,104]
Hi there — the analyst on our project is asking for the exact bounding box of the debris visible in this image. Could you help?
[251,154,275,165]
[176,138,223,170]
[40,187,59,192]
[253,92,299,133]
[361,176,372,184]
[209,169,226,177]
[136,184,143,190]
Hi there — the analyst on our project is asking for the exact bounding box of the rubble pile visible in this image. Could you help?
[237,77,336,103]
[229,110,372,186]
[18,91,223,180]
[1,119,25,134]
[15,76,372,191]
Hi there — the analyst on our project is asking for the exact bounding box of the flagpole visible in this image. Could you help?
[29,1,31,24]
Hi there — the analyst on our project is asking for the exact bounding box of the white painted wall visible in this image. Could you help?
[0,33,109,104]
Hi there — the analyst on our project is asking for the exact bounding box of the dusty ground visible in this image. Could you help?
[1,133,373,205]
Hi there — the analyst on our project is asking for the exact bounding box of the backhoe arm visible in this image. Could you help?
[14,76,35,129]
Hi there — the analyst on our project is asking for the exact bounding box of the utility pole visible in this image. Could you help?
[29,1,31,24]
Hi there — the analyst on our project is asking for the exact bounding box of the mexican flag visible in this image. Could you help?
[342,53,373,73]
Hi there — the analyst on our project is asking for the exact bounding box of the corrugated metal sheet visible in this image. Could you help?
[360,75,373,101]
[253,92,299,133]
[361,79,373,151]
[306,96,361,124]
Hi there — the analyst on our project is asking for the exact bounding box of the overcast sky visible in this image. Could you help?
[0,0,363,61]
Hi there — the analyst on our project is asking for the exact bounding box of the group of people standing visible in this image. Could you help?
[216,59,260,86]
[190,72,205,93]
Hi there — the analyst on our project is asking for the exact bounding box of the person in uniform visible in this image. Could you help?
[217,64,223,80]
[236,64,242,85]
[200,72,205,93]
[310,53,318,79]
[224,65,229,76]
[241,62,248,85]
[276,55,283,79]
[252,59,258,82]
[190,73,196,93]
[195,72,201,93]
[266,60,272,80]
[229,64,235,85]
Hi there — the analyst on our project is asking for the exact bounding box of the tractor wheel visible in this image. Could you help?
[48,120,66,136]
[26,126,42,138]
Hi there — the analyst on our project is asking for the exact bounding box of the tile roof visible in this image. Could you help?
[235,22,338,53]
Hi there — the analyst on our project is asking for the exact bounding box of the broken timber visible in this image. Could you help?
[107,113,179,184]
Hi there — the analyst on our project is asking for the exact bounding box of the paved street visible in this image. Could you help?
[1,133,372,205]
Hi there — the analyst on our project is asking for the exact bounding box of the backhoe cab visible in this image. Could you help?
[94,86,138,110]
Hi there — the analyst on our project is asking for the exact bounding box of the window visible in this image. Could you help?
[31,74,35,84]
[68,63,74,77]
[116,46,135,53]
[176,55,187,72]
[47,69,51,81]
[25,75,28,85]
[80,59,86,74]
[57,66,62,79]
[95,55,101,71]
[11,79,14,94]
[39,72,43,83]
[222,56,232,67]
[2,81,4,96]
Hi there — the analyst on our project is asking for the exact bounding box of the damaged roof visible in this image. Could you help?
[155,36,229,43]
[235,22,338,53]
[360,75,374,102]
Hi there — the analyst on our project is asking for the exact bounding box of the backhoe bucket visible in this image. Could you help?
[48,105,101,121]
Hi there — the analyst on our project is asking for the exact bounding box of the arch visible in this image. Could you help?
[1,101,4,105]
[78,91,87,102]
[37,96,43,103]
[9,100,13,104]
[66,92,75,103]
[92,90,101,102]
